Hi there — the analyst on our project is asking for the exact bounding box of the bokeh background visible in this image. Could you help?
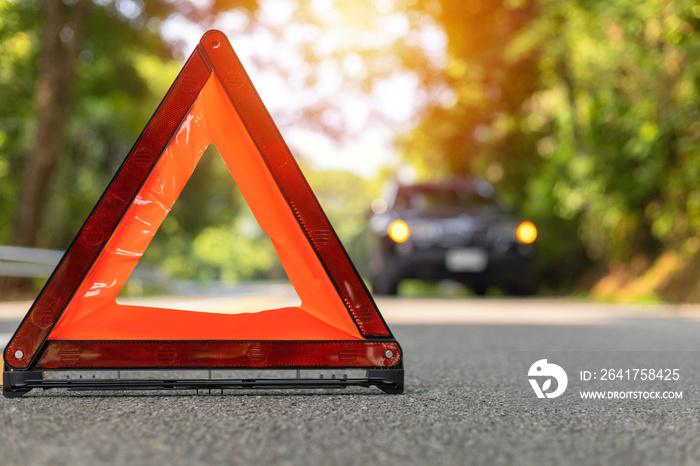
[1,0,699,302]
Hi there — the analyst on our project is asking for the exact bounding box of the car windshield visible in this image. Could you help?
[394,184,496,211]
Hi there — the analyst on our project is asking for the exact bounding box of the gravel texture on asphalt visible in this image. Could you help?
[3,315,700,465]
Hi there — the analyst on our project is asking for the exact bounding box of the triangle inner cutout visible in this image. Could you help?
[48,79,362,341]
[117,144,301,313]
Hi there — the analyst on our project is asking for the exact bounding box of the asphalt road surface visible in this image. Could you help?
[3,293,700,465]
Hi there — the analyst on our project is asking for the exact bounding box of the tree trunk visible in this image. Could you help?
[2,0,91,298]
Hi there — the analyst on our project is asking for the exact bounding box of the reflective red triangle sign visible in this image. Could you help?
[3,30,402,395]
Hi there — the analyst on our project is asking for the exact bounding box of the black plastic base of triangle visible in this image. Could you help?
[3,365,404,397]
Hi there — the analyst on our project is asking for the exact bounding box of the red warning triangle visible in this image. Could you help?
[3,30,402,394]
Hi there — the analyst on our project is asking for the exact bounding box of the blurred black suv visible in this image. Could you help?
[368,177,538,296]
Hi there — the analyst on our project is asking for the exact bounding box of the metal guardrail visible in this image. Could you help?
[0,245,167,287]
[0,245,64,278]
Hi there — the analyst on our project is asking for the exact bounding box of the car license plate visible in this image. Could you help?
[445,248,487,272]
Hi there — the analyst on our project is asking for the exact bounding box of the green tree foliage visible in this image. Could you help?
[511,0,700,297]
[518,1,700,261]
[0,0,275,296]
[401,0,700,296]
[0,1,41,245]
[400,0,538,178]
[1,0,257,250]
[136,146,273,284]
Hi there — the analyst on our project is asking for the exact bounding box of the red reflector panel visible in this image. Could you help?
[35,341,401,369]
[45,75,363,342]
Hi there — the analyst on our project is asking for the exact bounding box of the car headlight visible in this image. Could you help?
[388,219,410,243]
